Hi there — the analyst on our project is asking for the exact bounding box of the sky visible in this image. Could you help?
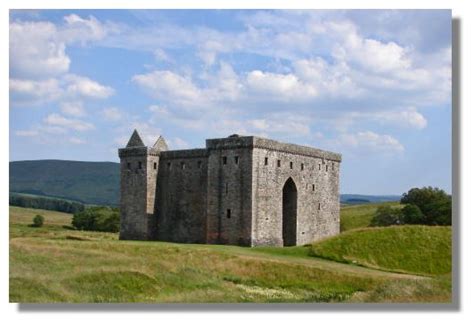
[9,9,452,195]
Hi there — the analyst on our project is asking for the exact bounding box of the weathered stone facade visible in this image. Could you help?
[119,131,341,246]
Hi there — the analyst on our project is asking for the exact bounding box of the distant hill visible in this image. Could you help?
[10,159,401,207]
[10,160,120,206]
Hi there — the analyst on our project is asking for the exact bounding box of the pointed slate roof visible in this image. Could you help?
[153,136,169,151]
[126,129,145,147]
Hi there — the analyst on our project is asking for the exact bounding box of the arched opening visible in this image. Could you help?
[282,177,297,246]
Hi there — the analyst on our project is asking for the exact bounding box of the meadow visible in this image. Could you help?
[9,204,452,303]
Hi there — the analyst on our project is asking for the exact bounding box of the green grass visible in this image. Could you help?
[311,225,452,275]
[340,201,402,231]
[9,206,452,303]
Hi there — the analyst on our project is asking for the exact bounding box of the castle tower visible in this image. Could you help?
[118,130,166,240]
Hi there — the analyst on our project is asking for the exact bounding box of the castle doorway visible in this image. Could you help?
[282,177,297,246]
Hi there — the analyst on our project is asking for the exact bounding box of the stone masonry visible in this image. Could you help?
[119,130,342,247]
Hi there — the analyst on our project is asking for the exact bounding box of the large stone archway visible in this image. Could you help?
[282,177,297,246]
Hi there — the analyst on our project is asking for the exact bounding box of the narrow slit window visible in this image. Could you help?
[153,162,157,170]
[332,162,335,171]
[277,160,281,167]
[326,165,329,172]
[318,203,321,210]
[138,161,142,169]
[319,164,321,171]
[264,157,268,166]
[234,156,239,165]
[167,162,171,169]
[290,161,293,169]
[222,156,227,165]
[226,209,231,219]
[198,161,202,168]
[127,162,131,170]
[312,184,315,191]
[301,163,304,171]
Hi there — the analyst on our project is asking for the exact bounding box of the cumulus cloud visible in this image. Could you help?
[334,131,404,154]
[44,113,94,131]
[64,74,114,99]
[60,101,86,117]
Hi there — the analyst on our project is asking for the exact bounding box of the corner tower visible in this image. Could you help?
[118,130,167,240]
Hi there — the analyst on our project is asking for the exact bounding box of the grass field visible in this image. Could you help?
[340,201,402,231]
[9,206,452,303]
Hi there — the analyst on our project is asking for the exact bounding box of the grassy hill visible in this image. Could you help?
[340,201,402,232]
[10,160,120,206]
[9,206,451,303]
[311,226,452,275]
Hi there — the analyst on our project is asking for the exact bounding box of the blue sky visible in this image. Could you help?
[9,9,452,195]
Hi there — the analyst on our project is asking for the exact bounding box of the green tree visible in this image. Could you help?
[72,206,120,232]
[400,187,451,225]
[370,206,403,227]
[32,214,44,227]
[401,204,425,224]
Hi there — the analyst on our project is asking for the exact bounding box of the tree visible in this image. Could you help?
[401,204,425,224]
[400,187,451,225]
[32,214,44,227]
[370,206,403,227]
[72,206,120,232]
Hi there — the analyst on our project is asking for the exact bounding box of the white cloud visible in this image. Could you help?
[374,107,428,129]
[68,137,86,144]
[102,107,122,121]
[15,129,39,137]
[335,131,404,154]
[169,137,189,149]
[64,74,114,99]
[9,78,62,105]
[60,101,86,117]
[132,70,201,104]
[44,113,94,131]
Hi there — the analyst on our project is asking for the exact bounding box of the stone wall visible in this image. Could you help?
[156,149,209,243]
[251,145,340,246]
[206,138,253,246]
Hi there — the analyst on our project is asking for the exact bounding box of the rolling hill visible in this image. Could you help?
[10,159,401,206]
[9,160,120,206]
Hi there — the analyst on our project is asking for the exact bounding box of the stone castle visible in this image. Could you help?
[118,130,341,247]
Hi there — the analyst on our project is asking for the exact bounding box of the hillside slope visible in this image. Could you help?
[10,160,120,206]
[10,206,450,303]
[311,225,452,275]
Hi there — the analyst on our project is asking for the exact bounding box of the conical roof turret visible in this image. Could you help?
[126,129,145,147]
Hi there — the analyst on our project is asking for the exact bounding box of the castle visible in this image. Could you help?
[118,130,341,247]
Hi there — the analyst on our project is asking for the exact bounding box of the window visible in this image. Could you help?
[138,161,142,169]
[277,160,281,167]
[332,162,335,171]
[154,162,157,170]
[264,157,268,166]
[290,161,293,169]
[222,156,227,165]
[312,184,315,191]
[326,165,329,172]
[181,162,186,170]
[127,162,131,170]
[318,203,321,210]
[198,161,202,168]
[301,163,304,171]
[226,209,231,219]
[319,164,321,171]
[167,162,171,169]
[234,156,239,164]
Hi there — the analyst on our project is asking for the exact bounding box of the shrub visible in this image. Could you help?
[370,206,403,227]
[72,206,120,232]
[401,204,425,224]
[32,214,44,227]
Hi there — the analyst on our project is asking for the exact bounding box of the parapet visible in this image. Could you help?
[206,135,341,162]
